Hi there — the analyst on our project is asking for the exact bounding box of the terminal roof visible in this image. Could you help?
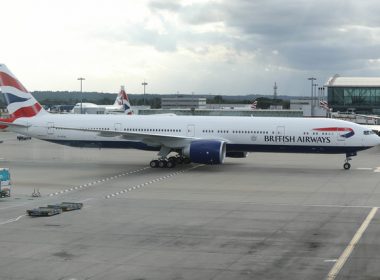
[326,76,380,87]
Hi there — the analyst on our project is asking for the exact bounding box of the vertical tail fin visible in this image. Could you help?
[0,64,47,120]
[114,85,133,115]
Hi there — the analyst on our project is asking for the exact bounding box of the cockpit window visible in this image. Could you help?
[364,130,375,135]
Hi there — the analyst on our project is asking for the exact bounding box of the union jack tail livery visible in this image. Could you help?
[251,100,258,110]
[114,86,133,115]
[0,64,47,122]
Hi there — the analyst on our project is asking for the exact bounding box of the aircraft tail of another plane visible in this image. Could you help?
[0,64,47,125]
[114,86,133,115]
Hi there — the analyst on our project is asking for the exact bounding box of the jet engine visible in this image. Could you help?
[183,140,226,164]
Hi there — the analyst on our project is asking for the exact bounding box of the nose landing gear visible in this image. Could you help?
[343,160,351,170]
[343,152,356,170]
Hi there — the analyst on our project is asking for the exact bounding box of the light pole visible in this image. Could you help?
[308,77,316,117]
[77,77,85,114]
[142,80,148,106]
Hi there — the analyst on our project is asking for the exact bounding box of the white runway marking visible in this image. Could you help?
[356,167,373,170]
[105,165,202,199]
[231,201,376,209]
[327,207,378,280]
[374,167,380,173]
[47,167,149,197]
[0,214,26,226]
[305,203,374,209]
[104,170,184,199]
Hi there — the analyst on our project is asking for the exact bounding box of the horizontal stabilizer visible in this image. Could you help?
[0,120,30,128]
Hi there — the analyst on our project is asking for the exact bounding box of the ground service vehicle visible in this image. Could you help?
[27,202,83,217]
[27,207,62,217]
[0,168,11,197]
[47,202,83,211]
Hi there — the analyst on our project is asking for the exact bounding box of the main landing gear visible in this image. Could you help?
[150,158,175,168]
[149,156,191,168]
[343,152,357,170]
[150,147,191,168]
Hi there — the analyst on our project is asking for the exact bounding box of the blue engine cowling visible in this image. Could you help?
[183,140,226,164]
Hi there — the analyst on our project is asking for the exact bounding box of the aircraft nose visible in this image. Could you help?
[374,135,380,146]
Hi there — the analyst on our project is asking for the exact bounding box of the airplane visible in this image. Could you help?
[71,85,133,114]
[1,64,380,170]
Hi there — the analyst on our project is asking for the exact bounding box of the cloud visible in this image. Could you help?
[125,0,380,72]
[17,0,378,94]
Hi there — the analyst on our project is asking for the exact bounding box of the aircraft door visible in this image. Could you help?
[187,124,195,137]
[336,128,346,142]
[114,123,122,132]
[276,126,285,136]
[47,122,54,135]
[275,126,285,145]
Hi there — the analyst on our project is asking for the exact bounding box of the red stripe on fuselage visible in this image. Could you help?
[313,127,352,132]
[0,72,28,93]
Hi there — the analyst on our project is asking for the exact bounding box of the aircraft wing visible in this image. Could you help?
[53,125,209,148]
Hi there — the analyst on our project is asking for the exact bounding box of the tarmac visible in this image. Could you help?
[0,131,380,280]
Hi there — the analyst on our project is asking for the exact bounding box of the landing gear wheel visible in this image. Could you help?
[343,162,351,170]
[168,156,177,163]
[166,160,175,168]
[175,157,184,164]
[158,160,167,168]
[150,160,159,168]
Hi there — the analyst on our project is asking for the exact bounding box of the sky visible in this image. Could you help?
[1,0,380,96]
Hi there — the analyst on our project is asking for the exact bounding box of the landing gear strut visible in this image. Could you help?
[150,147,192,168]
[343,152,356,170]
[168,155,191,165]
[150,147,175,168]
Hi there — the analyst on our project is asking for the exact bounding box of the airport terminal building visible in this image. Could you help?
[161,97,207,109]
[326,75,380,114]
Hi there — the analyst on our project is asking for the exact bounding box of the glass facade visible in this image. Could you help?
[328,87,380,113]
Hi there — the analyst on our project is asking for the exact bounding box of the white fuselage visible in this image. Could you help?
[10,114,380,154]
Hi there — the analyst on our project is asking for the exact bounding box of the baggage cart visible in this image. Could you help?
[27,207,62,217]
[47,202,83,212]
